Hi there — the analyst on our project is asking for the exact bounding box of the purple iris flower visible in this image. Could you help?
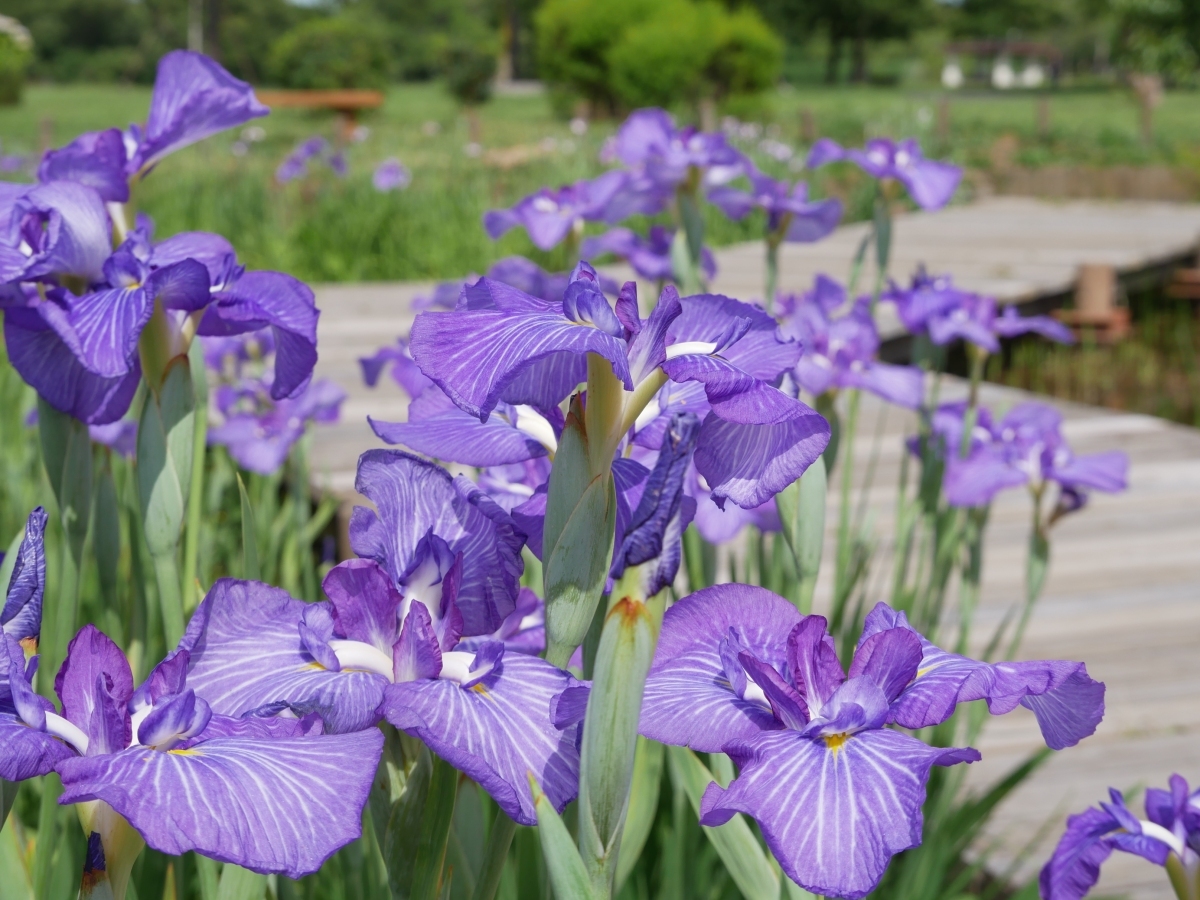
[1,180,113,284]
[204,329,344,475]
[372,157,411,192]
[596,109,747,223]
[884,269,1074,352]
[89,419,138,458]
[606,108,747,191]
[686,463,780,544]
[350,449,525,636]
[477,458,554,513]
[208,376,344,475]
[128,51,268,174]
[180,569,583,823]
[456,586,546,656]
[780,275,924,409]
[407,262,829,509]
[17,627,381,879]
[608,411,699,597]
[371,385,562,468]
[581,225,717,283]
[2,507,47,652]
[640,587,1104,898]
[807,137,961,211]
[38,129,132,203]
[944,402,1129,510]
[906,401,996,463]
[708,167,842,243]
[359,336,433,397]
[4,221,318,424]
[1040,775,1200,900]
[411,257,620,315]
[276,136,329,184]
[36,51,266,197]
[484,170,627,251]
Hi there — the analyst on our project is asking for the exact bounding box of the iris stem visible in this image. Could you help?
[764,232,781,314]
[181,340,208,613]
[153,551,185,649]
[31,773,63,900]
[832,388,861,617]
[470,814,516,900]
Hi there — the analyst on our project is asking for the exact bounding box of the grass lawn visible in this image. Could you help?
[0,82,1198,282]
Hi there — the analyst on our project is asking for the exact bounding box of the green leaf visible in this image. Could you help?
[410,756,459,900]
[381,743,433,899]
[530,776,595,900]
[136,358,195,557]
[775,456,826,614]
[0,798,33,900]
[614,737,664,893]
[577,598,658,889]
[194,855,220,900]
[237,475,260,581]
[378,744,458,900]
[216,864,266,900]
[37,397,93,558]
[0,780,17,834]
[470,814,515,900]
[94,461,121,614]
[542,409,617,668]
[666,747,779,900]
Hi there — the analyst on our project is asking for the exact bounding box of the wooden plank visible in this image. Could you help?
[254,89,384,111]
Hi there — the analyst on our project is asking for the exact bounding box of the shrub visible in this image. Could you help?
[0,16,32,106]
[535,0,660,114]
[607,1,715,109]
[705,6,784,98]
[268,15,391,90]
[537,0,782,114]
[434,23,499,106]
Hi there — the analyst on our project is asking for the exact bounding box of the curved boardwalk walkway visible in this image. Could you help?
[309,197,1200,899]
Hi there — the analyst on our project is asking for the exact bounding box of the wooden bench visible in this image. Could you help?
[254,89,384,141]
[1166,267,1200,307]
[1053,263,1130,343]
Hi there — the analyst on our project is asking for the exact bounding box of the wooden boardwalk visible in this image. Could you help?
[307,197,1200,898]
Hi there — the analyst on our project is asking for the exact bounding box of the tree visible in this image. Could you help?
[751,0,927,83]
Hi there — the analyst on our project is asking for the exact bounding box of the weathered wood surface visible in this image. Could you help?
[307,198,1200,898]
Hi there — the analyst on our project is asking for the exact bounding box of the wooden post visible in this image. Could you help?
[38,117,54,153]
[937,97,951,146]
[800,107,816,143]
[1037,96,1051,139]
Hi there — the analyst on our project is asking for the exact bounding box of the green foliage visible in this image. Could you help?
[535,0,658,114]
[1112,0,1199,80]
[0,30,32,105]
[704,6,786,98]
[607,0,716,109]
[436,28,499,107]
[538,0,782,113]
[267,15,392,90]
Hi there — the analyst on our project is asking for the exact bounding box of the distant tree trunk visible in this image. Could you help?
[206,0,221,63]
[825,33,843,84]
[850,27,867,83]
[509,1,521,81]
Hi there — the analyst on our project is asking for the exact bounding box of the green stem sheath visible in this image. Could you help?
[181,342,209,612]
[832,388,862,611]
[153,551,186,649]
